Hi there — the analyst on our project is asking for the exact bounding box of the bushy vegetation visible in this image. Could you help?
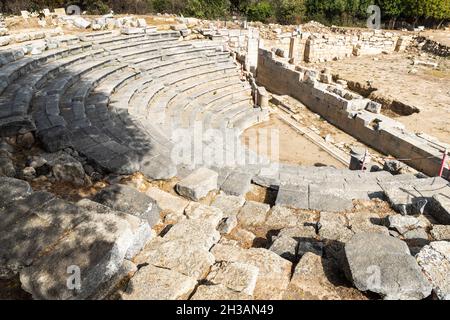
[1,0,449,28]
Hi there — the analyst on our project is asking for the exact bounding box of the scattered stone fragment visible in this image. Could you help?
[416,241,450,300]
[269,236,298,262]
[318,212,353,242]
[237,201,270,229]
[343,232,432,300]
[211,244,292,300]
[430,225,450,241]
[388,214,421,234]
[176,167,218,201]
[122,265,196,300]
[218,215,238,234]
[284,252,368,300]
[211,193,245,217]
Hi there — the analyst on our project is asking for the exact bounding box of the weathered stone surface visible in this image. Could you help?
[122,265,196,300]
[0,177,32,208]
[318,212,353,242]
[266,206,316,230]
[77,199,154,259]
[388,214,421,234]
[429,194,450,225]
[146,187,189,216]
[164,216,221,250]
[347,211,389,235]
[343,233,432,300]
[365,101,382,114]
[237,201,270,229]
[94,184,161,227]
[0,197,92,278]
[218,215,238,234]
[309,184,354,212]
[275,184,309,210]
[90,260,137,300]
[228,228,256,248]
[403,228,429,241]
[276,225,318,240]
[0,155,15,177]
[416,241,450,300]
[211,193,245,217]
[184,202,223,227]
[220,171,253,196]
[430,225,450,241]
[176,167,218,201]
[44,151,87,186]
[191,284,252,300]
[207,262,259,295]
[134,238,215,280]
[269,236,298,262]
[211,244,292,300]
[20,214,134,300]
[284,252,368,300]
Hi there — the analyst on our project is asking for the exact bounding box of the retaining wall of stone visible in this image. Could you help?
[256,48,448,179]
[299,30,411,62]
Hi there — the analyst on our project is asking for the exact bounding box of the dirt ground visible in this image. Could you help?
[242,115,346,168]
[311,50,450,145]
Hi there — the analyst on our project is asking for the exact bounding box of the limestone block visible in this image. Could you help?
[122,265,196,300]
[176,167,218,201]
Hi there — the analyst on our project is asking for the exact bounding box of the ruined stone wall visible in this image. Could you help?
[416,36,450,57]
[256,49,448,178]
[301,30,411,62]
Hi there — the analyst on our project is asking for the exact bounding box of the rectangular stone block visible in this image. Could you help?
[176,167,218,201]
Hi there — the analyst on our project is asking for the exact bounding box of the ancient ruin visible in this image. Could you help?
[0,10,449,301]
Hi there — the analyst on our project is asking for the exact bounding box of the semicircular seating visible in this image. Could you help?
[1,30,438,206]
[0,31,270,180]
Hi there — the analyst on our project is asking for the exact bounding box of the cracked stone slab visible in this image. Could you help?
[343,232,432,300]
[176,167,218,201]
